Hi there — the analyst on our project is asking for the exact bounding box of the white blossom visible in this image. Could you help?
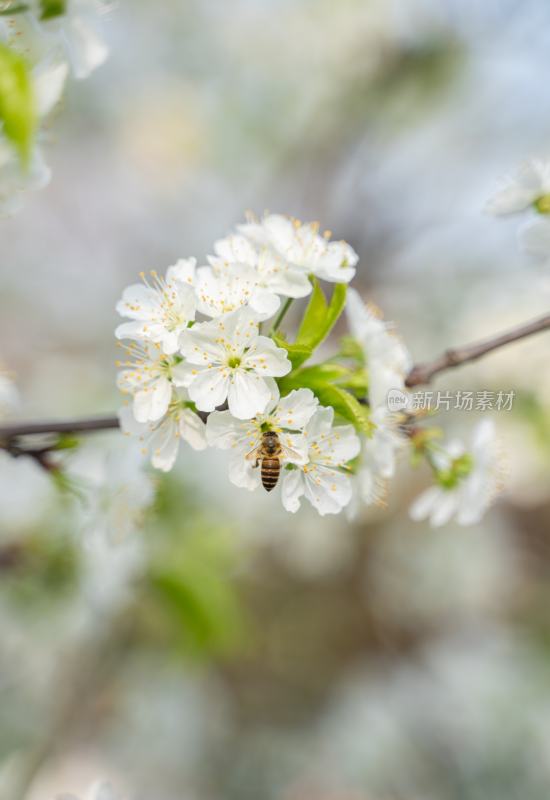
[175,306,291,419]
[116,341,179,424]
[208,231,312,308]
[195,262,280,320]
[0,60,68,215]
[206,387,317,490]
[21,0,111,81]
[345,287,411,410]
[238,213,358,284]
[409,419,500,527]
[348,407,406,517]
[519,218,550,259]
[67,439,155,542]
[486,159,550,216]
[115,259,197,355]
[119,390,207,472]
[0,364,18,418]
[282,406,360,516]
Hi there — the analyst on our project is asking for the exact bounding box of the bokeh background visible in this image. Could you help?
[3,1,550,798]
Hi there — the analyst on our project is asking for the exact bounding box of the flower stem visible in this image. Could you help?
[270,298,294,337]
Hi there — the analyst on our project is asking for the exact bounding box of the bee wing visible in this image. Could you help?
[245,445,262,462]
[281,434,309,466]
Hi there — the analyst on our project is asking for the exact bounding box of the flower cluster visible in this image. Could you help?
[116,213,501,523]
[0,0,110,214]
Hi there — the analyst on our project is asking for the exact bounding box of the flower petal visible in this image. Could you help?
[281,469,305,513]
[303,467,353,515]
[179,409,207,451]
[227,370,271,419]
[187,368,230,412]
[275,388,318,429]
[243,336,291,377]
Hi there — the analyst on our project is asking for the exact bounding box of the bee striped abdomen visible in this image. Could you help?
[261,458,281,491]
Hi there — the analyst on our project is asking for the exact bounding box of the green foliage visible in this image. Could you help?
[0,3,30,15]
[336,335,365,365]
[39,0,66,19]
[278,362,368,396]
[272,279,347,373]
[273,281,371,434]
[146,476,246,659]
[296,278,347,352]
[148,528,245,658]
[0,41,35,165]
[313,383,372,435]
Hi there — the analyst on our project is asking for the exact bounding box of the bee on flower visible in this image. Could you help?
[206,386,318,491]
[282,407,361,516]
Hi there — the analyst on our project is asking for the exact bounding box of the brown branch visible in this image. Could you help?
[0,414,120,439]
[1,312,550,451]
[405,312,550,388]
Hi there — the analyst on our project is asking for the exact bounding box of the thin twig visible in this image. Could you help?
[0,414,120,438]
[405,312,550,388]
[269,297,294,336]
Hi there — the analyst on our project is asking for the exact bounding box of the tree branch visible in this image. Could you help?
[405,311,550,388]
[1,311,550,450]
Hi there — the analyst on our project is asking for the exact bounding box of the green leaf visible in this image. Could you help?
[272,333,312,370]
[0,4,30,15]
[324,282,347,340]
[337,335,365,365]
[39,0,66,19]
[278,362,368,397]
[314,384,373,436]
[296,279,347,352]
[279,363,350,393]
[0,42,35,165]
[296,277,328,348]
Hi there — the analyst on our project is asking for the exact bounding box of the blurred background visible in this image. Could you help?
[3,0,550,798]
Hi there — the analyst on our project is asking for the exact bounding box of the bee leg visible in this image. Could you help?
[253,458,260,469]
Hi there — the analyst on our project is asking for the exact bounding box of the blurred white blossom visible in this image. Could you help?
[410,419,500,527]
[119,390,207,472]
[0,60,67,215]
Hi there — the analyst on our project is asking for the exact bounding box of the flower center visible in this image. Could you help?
[534,194,550,214]
[437,453,474,490]
[227,356,241,369]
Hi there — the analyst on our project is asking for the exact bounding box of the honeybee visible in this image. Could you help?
[246,431,283,492]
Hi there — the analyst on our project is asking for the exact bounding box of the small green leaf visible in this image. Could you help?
[272,333,312,370]
[0,42,36,165]
[296,278,328,348]
[278,362,368,397]
[324,282,347,338]
[296,278,347,353]
[39,0,66,19]
[314,384,373,436]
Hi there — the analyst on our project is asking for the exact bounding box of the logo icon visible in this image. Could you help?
[387,389,409,412]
